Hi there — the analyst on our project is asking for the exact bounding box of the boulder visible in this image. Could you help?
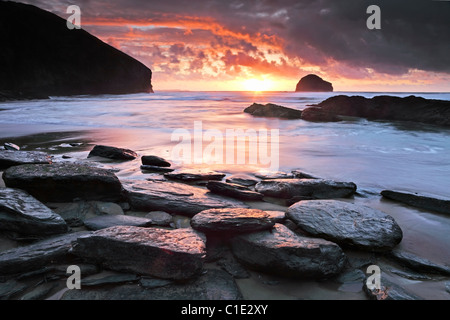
[61,269,242,300]
[2,163,123,202]
[0,150,51,170]
[83,215,154,230]
[243,103,303,119]
[123,180,247,217]
[71,226,206,280]
[386,249,450,276]
[0,231,91,274]
[190,208,275,236]
[144,211,173,226]
[0,1,152,98]
[291,170,320,179]
[141,155,171,167]
[255,178,357,199]
[225,174,259,186]
[231,224,346,278]
[295,74,333,92]
[164,171,226,182]
[206,181,264,201]
[287,200,403,251]
[381,190,450,215]
[0,188,68,236]
[301,95,450,127]
[88,145,137,161]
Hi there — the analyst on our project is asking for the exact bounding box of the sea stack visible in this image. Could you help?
[295,74,333,92]
[0,1,153,99]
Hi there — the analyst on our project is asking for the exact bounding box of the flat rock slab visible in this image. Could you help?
[386,249,450,276]
[62,269,242,300]
[206,181,264,201]
[0,231,91,274]
[83,215,154,230]
[0,150,51,169]
[381,190,450,215]
[254,171,294,179]
[2,163,123,202]
[0,188,68,235]
[255,179,357,199]
[190,208,274,235]
[225,174,259,186]
[72,226,206,280]
[164,171,226,181]
[231,224,346,278]
[287,200,403,251]
[88,145,137,160]
[291,170,320,179]
[141,155,171,167]
[123,180,247,217]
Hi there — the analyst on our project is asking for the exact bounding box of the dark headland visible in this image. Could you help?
[0,1,153,101]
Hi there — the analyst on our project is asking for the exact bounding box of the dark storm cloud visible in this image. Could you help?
[20,0,450,76]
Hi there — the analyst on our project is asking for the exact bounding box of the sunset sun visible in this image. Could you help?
[242,78,274,92]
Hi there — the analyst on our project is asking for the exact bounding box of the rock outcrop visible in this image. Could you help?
[71,226,206,280]
[2,163,123,202]
[295,74,333,92]
[0,188,68,236]
[231,224,346,278]
[0,1,153,99]
[287,200,403,251]
[244,103,303,119]
[381,190,450,215]
[0,150,52,170]
[301,95,450,127]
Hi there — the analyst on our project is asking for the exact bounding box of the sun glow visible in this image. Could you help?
[242,78,274,92]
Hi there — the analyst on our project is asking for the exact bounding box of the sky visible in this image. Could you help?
[19,0,450,92]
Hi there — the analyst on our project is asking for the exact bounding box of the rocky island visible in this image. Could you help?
[295,74,333,92]
[0,1,153,101]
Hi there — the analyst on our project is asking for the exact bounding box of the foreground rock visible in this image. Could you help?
[72,226,206,280]
[244,103,303,119]
[190,208,274,236]
[62,269,242,300]
[231,224,346,278]
[0,150,51,169]
[295,74,333,92]
[0,1,152,98]
[88,145,137,160]
[287,200,403,251]
[141,155,171,167]
[386,249,450,276]
[255,179,357,199]
[164,171,226,182]
[0,231,90,274]
[2,163,123,202]
[381,190,450,215]
[145,211,173,226]
[254,171,294,179]
[83,215,154,231]
[225,174,259,186]
[206,181,264,201]
[0,188,68,236]
[301,95,450,127]
[124,180,246,217]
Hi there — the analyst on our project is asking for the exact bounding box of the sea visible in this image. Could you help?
[0,90,449,299]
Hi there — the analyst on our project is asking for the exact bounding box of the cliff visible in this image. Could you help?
[0,1,153,100]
